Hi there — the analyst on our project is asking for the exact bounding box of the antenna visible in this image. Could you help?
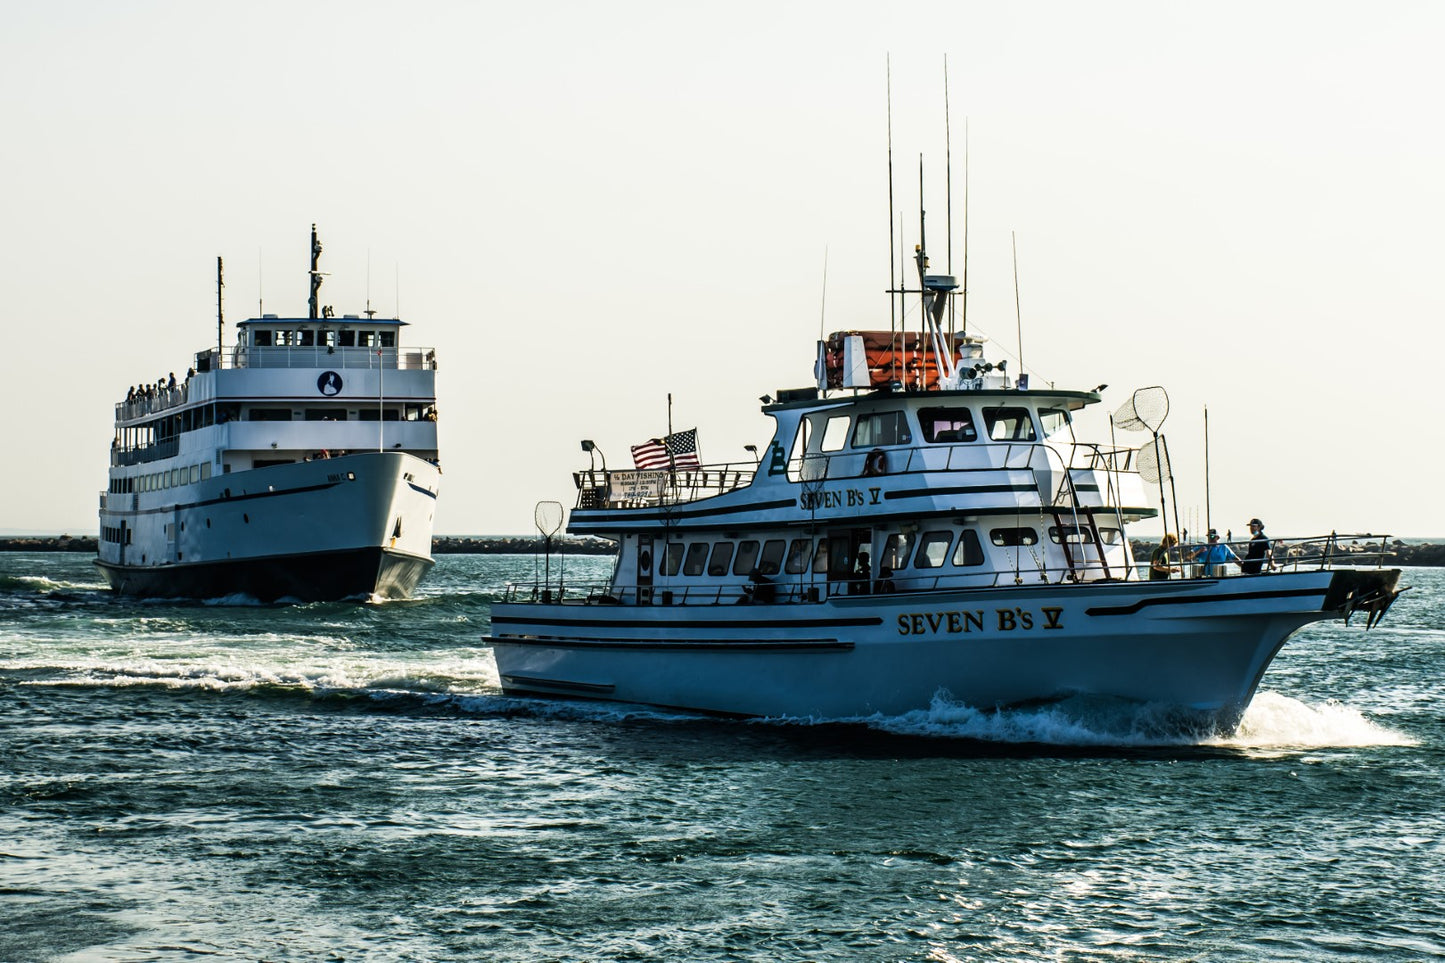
[944,56,953,339]
[365,248,376,319]
[216,256,224,354]
[1012,231,1024,376]
[818,246,829,339]
[257,247,263,317]
[1204,405,1212,534]
[961,117,969,336]
[308,224,323,320]
[886,55,898,383]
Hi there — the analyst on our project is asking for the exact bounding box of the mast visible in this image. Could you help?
[944,56,953,339]
[886,56,898,385]
[216,256,224,355]
[308,224,323,320]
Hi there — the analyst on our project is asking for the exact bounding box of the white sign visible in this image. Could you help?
[608,470,666,502]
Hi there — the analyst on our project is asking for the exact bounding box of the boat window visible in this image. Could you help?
[708,542,734,576]
[200,462,211,480]
[914,531,954,569]
[882,532,914,571]
[1098,527,1122,545]
[299,330,316,347]
[820,415,850,452]
[189,465,200,484]
[252,329,273,346]
[171,468,181,487]
[683,542,709,576]
[953,530,985,566]
[918,407,978,444]
[732,540,760,576]
[358,409,401,421]
[983,407,1037,442]
[990,527,1039,547]
[662,543,685,576]
[1049,525,1095,544]
[379,331,396,348]
[306,410,346,421]
[321,330,338,347]
[757,539,786,576]
[1039,407,1071,438]
[812,538,830,573]
[853,411,911,448]
[338,330,356,347]
[785,539,814,574]
[246,408,293,422]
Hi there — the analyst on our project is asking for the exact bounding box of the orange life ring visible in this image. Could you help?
[863,448,887,476]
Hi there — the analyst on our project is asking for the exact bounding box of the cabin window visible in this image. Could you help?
[253,329,273,347]
[757,539,786,576]
[682,543,709,576]
[379,331,396,348]
[1049,525,1094,544]
[306,410,346,421]
[732,540,760,576]
[853,411,911,448]
[358,409,400,421]
[339,330,356,347]
[662,543,685,576]
[189,465,200,484]
[984,407,1037,441]
[918,407,978,444]
[785,539,814,574]
[990,527,1039,547]
[708,542,734,576]
[299,330,315,347]
[1039,407,1071,438]
[820,415,850,452]
[171,468,181,487]
[200,462,211,480]
[914,531,954,569]
[357,331,376,347]
[812,538,830,573]
[246,408,293,422]
[952,530,985,566]
[1098,527,1122,545]
[321,330,338,347]
[882,532,914,571]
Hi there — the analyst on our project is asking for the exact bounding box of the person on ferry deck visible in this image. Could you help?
[1149,533,1179,580]
[1191,530,1240,577]
[1241,518,1271,574]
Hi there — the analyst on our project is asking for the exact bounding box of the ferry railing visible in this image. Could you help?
[217,345,438,371]
[111,437,180,467]
[572,463,758,509]
[116,383,189,423]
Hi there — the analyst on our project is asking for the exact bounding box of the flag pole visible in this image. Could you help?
[667,393,675,479]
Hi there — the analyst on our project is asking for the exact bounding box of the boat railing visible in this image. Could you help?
[573,464,758,509]
[1165,532,1397,577]
[116,383,189,422]
[203,345,438,372]
[111,436,180,467]
[789,439,1136,481]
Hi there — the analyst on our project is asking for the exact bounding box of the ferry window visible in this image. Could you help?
[882,532,914,571]
[918,407,978,444]
[990,527,1039,547]
[1049,526,1095,544]
[299,330,315,347]
[172,468,182,487]
[306,410,346,421]
[1039,407,1071,438]
[757,539,786,576]
[683,543,709,576]
[357,331,376,347]
[812,537,830,573]
[914,531,954,569]
[853,411,911,448]
[358,409,400,421]
[732,540,760,576]
[1098,527,1122,545]
[322,330,338,347]
[339,330,356,347]
[708,542,734,576]
[246,408,293,422]
[983,407,1037,441]
[662,543,685,576]
[379,331,396,348]
[253,329,273,347]
[785,539,814,574]
[953,530,985,566]
[189,465,200,484]
[200,462,211,480]
[820,415,850,452]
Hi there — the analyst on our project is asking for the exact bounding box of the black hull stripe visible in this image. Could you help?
[489,614,883,631]
[487,636,853,652]
[1086,586,1326,616]
[885,483,1035,500]
[502,675,616,694]
[95,546,432,602]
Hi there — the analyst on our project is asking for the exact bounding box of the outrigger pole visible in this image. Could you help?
[886,55,898,387]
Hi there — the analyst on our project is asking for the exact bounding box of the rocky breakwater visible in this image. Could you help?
[1129,538,1445,567]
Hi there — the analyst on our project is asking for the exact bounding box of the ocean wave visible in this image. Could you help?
[0,574,109,594]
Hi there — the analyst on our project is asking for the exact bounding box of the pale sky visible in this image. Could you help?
[3,1,1442,538]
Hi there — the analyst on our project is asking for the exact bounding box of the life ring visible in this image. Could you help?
[863,448,887,476]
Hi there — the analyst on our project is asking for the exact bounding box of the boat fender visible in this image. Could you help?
[864,448,888,477]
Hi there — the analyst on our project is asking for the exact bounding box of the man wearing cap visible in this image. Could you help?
[1241,518,1271,575]
[1190,529,1240,577]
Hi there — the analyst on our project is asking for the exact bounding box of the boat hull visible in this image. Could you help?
[488,569,1399,726]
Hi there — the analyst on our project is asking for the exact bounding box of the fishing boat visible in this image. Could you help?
[96,227,441,601]
[486,184,1401,730]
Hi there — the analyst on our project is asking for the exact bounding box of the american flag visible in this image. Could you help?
[631,428,700,470]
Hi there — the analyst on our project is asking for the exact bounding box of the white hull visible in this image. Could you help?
[490,570,1385,724]
[98,451,438,600]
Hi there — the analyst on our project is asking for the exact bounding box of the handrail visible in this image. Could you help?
[573,463,759,509]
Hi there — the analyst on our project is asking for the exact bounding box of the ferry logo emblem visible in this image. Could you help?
[317,371,343,396]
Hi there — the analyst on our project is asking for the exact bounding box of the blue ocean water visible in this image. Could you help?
[2,552,1442,962]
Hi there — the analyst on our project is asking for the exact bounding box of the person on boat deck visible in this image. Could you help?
[1150,533,1179,580]
[850,551,872,595]
[742,568,775,604]
[876,566,897,594]
[1191,530,1240,577]
[1241,518,1271,575]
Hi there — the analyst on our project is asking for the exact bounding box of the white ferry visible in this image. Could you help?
[487,250,1400,729]
[96,228,441,601]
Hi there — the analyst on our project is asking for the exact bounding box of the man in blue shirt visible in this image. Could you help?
[1191,529,1240,577]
